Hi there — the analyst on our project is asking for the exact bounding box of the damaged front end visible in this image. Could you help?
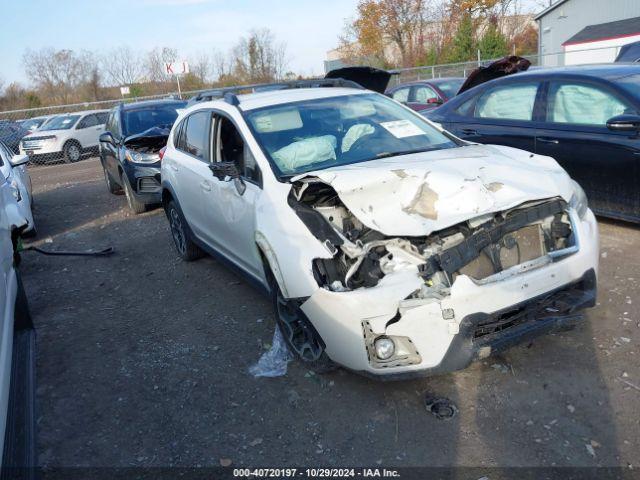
[292,178,576,295]
[122,127,170,196]
[288,174,597,377]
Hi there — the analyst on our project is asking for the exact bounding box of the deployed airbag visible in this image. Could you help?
[272,135,337,173]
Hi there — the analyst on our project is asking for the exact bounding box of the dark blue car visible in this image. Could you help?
[426,65,640,223]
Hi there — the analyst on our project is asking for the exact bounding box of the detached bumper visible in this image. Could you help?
[300,209,599,378]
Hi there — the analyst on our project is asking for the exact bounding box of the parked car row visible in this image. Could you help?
[17,60,635,382]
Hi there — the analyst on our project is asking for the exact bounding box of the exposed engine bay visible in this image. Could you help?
[123,126,171,153]
[290,178,576,299]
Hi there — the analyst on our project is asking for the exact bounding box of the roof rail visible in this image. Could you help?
[186,78,364,107]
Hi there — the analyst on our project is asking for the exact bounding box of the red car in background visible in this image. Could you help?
[385,77,465,112]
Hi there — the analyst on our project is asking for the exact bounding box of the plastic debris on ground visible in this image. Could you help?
[249,325,294,378]
[424,394,458,420]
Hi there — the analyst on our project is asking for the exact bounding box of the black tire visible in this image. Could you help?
[266,266,337,373]
[22,227,37,239]
[14,271,33,332]
[63,141,82,163]
[165,200,204,261]
[103,167,121,195]
[121,173,146,214]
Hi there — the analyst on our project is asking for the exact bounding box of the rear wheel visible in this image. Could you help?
[166,200,204,261]
[121,173,146,214]
[63,142,81,163]
[267,268,336,373]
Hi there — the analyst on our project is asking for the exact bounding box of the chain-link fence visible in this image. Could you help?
[0,44,627,165]
[0,88,207,165]
[388,44,624,85]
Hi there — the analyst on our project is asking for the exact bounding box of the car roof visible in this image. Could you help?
[428,77,465,83]
[195,87,370,112]
[58,109,109,116]
[120,99,186,111]
[501,64,640,81]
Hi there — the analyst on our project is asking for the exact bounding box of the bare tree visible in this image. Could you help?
[191,52,212,84]
[102,46,144,86]
[23,48,98,103]
[230,28,288,83]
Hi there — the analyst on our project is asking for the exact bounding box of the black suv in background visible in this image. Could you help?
[99,99,186,214]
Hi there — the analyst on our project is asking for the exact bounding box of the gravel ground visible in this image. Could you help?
[19,158,640,469]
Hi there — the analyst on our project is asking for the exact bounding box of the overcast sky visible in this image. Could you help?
[1,0,545,87]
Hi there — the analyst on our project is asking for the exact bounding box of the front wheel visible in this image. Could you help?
[121,173,146,214]
[269,271,337,373]
[103,167,121,195]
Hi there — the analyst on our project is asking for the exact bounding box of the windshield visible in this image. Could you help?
[123,103,185,137]
[244,93,457,177]
[21,118,46,130]
[433,79,464,98]
[41,115,80,130]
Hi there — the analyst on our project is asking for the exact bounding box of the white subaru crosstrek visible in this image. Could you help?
[160,80,599,379]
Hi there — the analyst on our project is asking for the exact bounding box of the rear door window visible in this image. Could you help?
[77,114,98,129]
[474,83,540,121]
[546,82,635,126]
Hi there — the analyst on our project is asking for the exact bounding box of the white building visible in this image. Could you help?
[536,0,640,66]
[563,17,640,65]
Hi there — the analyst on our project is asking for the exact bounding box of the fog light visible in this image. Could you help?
[374,337,395,360]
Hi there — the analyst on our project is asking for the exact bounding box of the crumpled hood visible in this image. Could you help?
[293,144,575,237]
[123,126,171,151]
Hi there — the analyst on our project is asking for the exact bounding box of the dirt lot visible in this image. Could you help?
[19,158,640,469]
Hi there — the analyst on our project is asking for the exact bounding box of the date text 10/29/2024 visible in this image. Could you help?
[233,468,401,478]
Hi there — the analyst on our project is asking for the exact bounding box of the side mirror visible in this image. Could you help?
[427,97,443,105]
[606,114,640,133]
[10,154,30,167]
[209,161,240,181]
[99,132,116,145]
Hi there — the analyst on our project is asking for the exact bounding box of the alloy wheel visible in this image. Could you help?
[68,144,80,162]
[169,208,187,255]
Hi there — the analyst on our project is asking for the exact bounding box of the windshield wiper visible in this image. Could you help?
[372,147,435,160]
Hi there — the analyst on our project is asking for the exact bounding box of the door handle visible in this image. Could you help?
[538,137,559,144]
[168,164,179,172]
[461,128,479,136]
[200,181,211,192]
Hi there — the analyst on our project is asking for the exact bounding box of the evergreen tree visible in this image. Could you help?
[447,13,476,63]
[478,22,509,60]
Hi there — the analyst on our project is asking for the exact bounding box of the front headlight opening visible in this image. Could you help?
[570,180,588,219]
[125,150,160,164]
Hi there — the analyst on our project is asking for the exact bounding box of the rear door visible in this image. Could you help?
[170,111,213,240]
[535,79,640,219]
[75,114,99,148]
[446,79,543,153]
